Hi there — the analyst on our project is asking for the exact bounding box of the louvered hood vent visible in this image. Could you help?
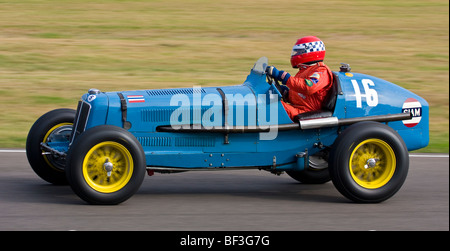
[147,88,206,96]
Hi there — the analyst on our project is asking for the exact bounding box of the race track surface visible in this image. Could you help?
[0,151,448,231]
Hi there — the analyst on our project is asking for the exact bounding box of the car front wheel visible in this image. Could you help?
[26,109,75,185]
[66,125,146,205]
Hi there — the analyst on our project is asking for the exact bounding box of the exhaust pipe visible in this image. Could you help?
[158,113,412,132]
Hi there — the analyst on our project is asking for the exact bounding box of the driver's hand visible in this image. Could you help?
[279,85,290,101]
[266,66,279,77]
[266,66,291,85]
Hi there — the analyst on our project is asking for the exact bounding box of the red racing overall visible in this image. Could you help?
[282,62,334,120]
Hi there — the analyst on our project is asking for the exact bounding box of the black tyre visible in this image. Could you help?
[26,109,76,185]
[329,122,409,203]
[286,151,330,184]
[66,125,146,205]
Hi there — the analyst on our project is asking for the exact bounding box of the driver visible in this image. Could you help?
[266,36,334,120]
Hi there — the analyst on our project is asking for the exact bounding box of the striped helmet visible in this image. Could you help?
[291,36,326,68]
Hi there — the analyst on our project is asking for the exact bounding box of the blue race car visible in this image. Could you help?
[26,57,429,205]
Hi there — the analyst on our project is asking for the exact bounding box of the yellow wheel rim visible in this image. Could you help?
[43,122,73,171]
[349,139,396,189]
[82,141,134,193]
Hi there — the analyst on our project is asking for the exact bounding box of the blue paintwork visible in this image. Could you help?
[69,57,429,171]
[336,72,429,150]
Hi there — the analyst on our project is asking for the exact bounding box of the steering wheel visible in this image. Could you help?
[266,74,285,99]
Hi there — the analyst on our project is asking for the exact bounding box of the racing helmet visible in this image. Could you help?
[290,36,326,68]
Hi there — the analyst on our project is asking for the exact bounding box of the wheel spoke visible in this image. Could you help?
[82,141,134,193]
[349,139,396,189]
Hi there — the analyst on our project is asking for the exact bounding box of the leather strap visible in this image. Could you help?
[117,93,131,130]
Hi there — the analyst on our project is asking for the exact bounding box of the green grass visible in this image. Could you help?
[0,0,448,152]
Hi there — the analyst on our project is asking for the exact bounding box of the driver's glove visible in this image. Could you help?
[266,66,291,85]
[279,85,290,101]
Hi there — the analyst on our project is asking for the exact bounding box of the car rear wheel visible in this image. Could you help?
[26,109,76,185]
[66,125,146,205]
[329,122,409,203]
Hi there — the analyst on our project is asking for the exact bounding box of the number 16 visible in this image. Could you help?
[351,79,378,108]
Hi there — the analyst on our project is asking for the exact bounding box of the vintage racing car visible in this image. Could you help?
[26,57,429,205]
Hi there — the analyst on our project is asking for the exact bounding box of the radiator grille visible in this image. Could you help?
[70,100,91,144]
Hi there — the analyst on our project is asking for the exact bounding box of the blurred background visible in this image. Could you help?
[0,0,448,152]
